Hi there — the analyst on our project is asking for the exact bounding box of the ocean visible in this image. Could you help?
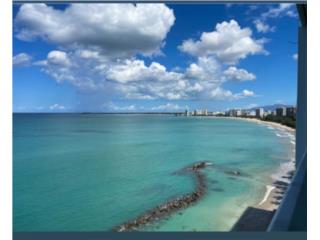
[13,113,295,231]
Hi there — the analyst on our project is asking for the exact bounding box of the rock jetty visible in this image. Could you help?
[112,161,210,232]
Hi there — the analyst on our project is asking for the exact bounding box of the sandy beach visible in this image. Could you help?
[227,117,296,134]
[221,117,296,230]
[233,117,295,211]
[223,117,296,225]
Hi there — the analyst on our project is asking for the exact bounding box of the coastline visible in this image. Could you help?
[220,116,296,214]
[14,114,297,231]
[218,116,295,133]
[112,112,295,231]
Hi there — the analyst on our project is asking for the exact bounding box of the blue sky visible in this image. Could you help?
[13,3,299,112]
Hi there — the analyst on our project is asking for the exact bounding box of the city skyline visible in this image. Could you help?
[13,3,299,113]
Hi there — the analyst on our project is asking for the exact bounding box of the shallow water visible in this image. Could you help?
[13,114,294,231]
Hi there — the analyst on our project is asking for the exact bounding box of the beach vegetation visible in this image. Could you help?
[263,115,296,129]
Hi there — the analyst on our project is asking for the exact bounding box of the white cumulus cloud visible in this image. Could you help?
[210,87,255,101]
[223,66,256,81]
[16,8,259,103]
[242,89,255,97]
[49,104,65,110]
[249,4,297,36]
[47,51,71,66]
[178,20,267,64]
[35,50,257,101]
[15,3,175,57]
[35,50,79,85]
[104,59,184,84]
[210,87,234,100]
[253,19,276,33]
[185,57,221,82]
[261,4,297,19]
[13,53,32,66]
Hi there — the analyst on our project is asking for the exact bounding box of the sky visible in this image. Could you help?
[13,3,299,113]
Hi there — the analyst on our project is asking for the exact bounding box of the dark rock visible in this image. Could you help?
[112,161,210,232]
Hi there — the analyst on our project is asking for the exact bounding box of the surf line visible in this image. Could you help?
[258,185,275,206]
[112,161,211,232]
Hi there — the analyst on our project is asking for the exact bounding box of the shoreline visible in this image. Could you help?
[117,115,296,230]
[222,116,296,213]
[216,116,295,134]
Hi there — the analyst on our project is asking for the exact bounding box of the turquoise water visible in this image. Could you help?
[13,114,294,231]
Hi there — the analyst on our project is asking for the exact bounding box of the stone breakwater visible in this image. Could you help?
[112,161,210,232]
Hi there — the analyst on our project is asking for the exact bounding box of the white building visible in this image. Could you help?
[195,109,203,115]
[228,109,242,117]
[247,111,256,117]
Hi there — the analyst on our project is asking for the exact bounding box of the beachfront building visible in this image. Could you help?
[286,107,297,118]
[240,109,247,116]
[191,109,209,116]
[276,107,287,117]
[247,110,256,117]
[263,110,272,117]
[195,109,202,115]
[228,109,242,117]
[185,108,194,116]
[255,108,264,118]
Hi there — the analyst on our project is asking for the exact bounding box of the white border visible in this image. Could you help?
[0,0,12,239]
[1,1,318,239]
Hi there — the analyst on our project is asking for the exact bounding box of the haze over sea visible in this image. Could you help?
[13,113,294,231]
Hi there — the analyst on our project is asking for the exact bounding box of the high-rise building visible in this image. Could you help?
[255,108,264,118]
[240,109,246,116]
[276,107,287,117]
[286,107,296,118]
[196,109,202,115]
[246,110,256,117]
[228,109,242,117]
[264,110,272,117]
